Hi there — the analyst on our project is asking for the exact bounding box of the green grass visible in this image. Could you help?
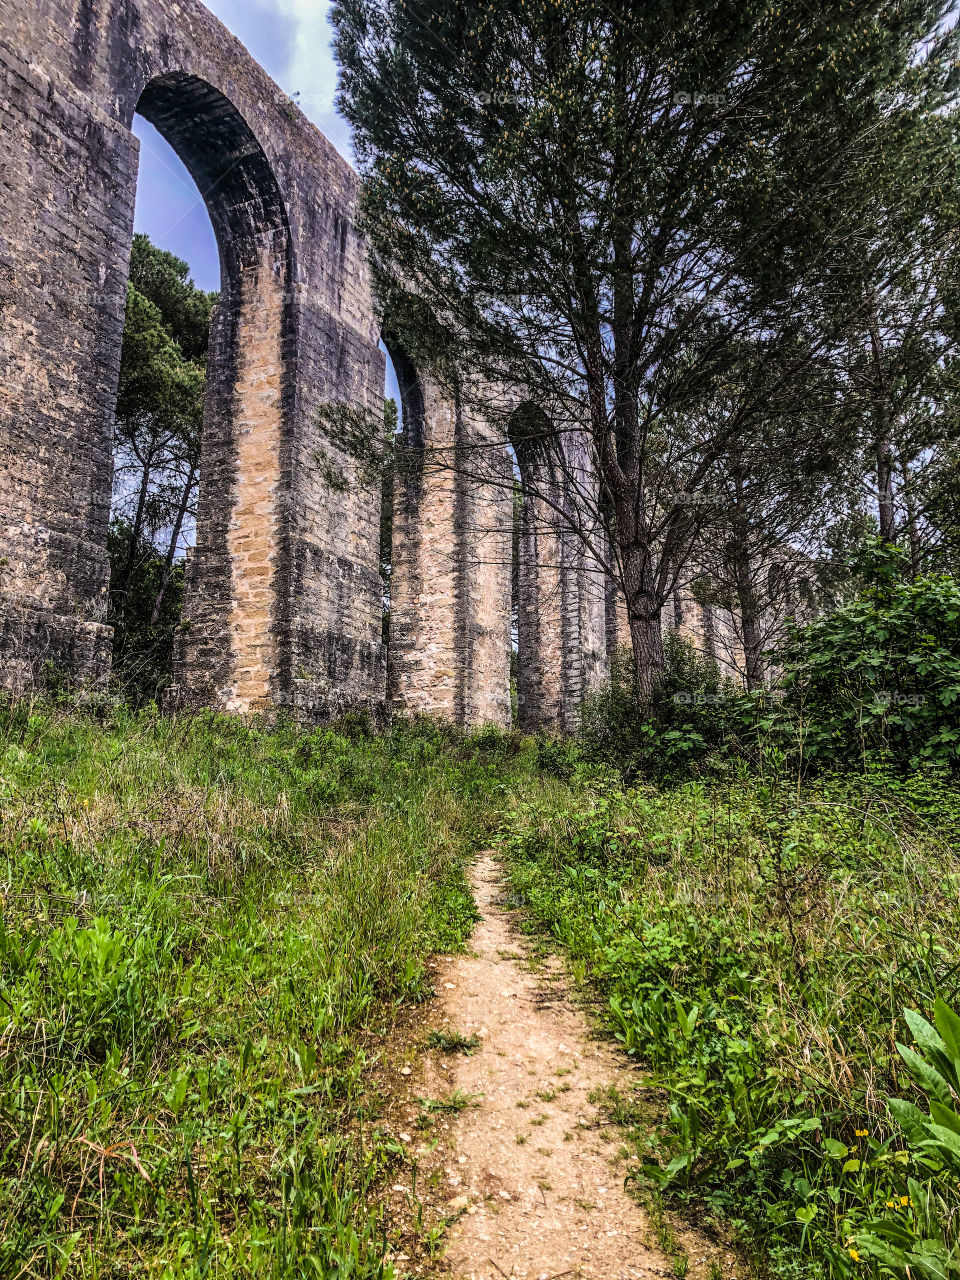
[7,694,959,1280]
[497,764,960,1279]
[0,701,519,1278]
[423,1031,480,1054]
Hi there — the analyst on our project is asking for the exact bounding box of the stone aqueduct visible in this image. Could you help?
[0,0,618,730]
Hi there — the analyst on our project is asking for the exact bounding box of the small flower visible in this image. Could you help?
[855,1128,868,1138]
[900,1195,912,1207]
[886,1200,896,1209]
[849,1249,861,1261]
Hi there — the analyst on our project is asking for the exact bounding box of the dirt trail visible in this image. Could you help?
[421,852,690,1280]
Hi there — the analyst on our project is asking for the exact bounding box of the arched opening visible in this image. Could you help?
[108,118,217,702]
[507,403,565,731]
[112,73,294,712]
[379,337,427,709]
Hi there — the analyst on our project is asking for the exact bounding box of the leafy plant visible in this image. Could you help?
[578,634,741,782]
[498,764,960,1278]
[854,1000,960,1276]
[778,544,960,772]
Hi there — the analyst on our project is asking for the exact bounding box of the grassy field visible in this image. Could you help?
[4,700,960,1280]
[0,702,521,1279]
[498,762,960,1279]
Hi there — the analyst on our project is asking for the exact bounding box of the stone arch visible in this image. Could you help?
[133,71,295,714]
[0,0,387,718]
[132,73,292,263]
[508,402,566,731]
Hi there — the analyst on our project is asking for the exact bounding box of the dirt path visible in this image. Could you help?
[418,852,689,1280]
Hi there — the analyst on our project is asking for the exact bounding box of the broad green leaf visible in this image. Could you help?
[890,1097,934,1145]
[934,998,960,1062]
[905,1008,947,1059]
[923,1122,960,1162]
[856,1233,909,1267]
[861,1220,916,1248]
[896,1043,953,1107]
[930,1100,960,1136]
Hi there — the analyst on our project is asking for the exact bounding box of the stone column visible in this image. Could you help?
[388,364,512,728]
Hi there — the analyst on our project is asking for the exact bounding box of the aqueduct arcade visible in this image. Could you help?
[0,0,610,728]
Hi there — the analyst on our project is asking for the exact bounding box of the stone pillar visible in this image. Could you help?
[514,473,564,732]
[0,0,387,719]
[388,359,512,728]
[512,416,607,734]
[0,26,134,691]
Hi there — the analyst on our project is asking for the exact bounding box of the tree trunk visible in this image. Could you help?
[737,584,764,690]
[150,460,196,625]
[701,599,717,659]
[876,434,896,543]
[622,544,664,697]
[867,314,896,545]
[117,444,155,616]
[731,543,764,690]
[899,451,920,576]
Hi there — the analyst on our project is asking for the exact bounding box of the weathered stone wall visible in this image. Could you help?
[0,0,617,732]
[387,356,513,728]
[0,0,386,717]
[511,410,607,733]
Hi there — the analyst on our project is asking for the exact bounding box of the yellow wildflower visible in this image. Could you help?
[849,1249,860,1261]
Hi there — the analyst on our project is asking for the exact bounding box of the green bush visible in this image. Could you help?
[778,544,960,772]
[852,999,960,1277]
[498,766,960,1279]
[578,633,741,781]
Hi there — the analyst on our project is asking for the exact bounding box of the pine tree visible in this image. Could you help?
[334,0,960,692]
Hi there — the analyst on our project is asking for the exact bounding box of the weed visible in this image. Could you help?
[499,765,960,1277]
[425,1030,481,1054]
[416,1091,482,1114]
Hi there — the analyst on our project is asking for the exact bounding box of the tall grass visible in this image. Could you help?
[498,765,960,1278]
[0,702,511,1278]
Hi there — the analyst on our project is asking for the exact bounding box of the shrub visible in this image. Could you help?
[853,999,960,1276]
[499,767,960,1278]
[779,544,960,772]
[578,633,741,781]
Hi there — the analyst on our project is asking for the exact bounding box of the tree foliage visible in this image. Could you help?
[334,0,960,692]
[110,234,215,702]
[780,542,960,770]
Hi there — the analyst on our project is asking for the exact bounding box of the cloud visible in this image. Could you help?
[274,0,355,160]
[203,0,355,162]
[277,0,338,112]
[202,0,298,86]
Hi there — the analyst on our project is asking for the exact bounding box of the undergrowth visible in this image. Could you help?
[498,763,960,1278]
[0,701,515,1278]
[7,691,960,1280]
